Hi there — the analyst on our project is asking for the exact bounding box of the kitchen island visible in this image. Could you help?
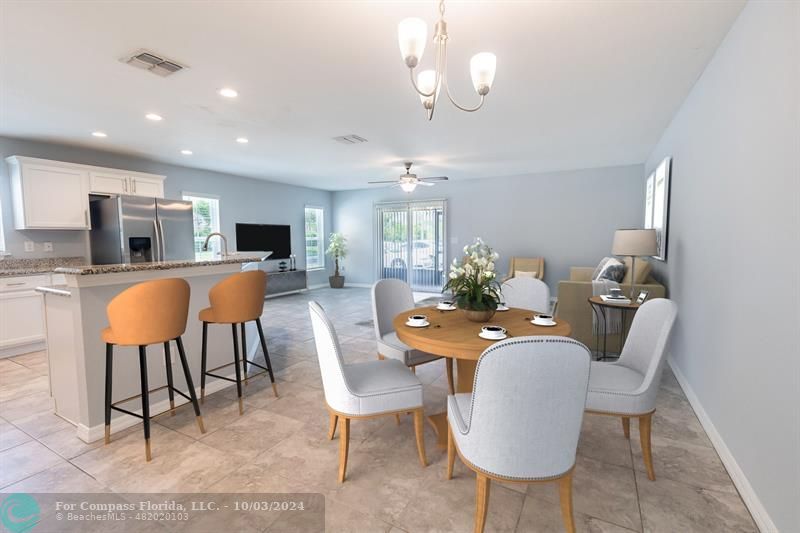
[37,254,270,443]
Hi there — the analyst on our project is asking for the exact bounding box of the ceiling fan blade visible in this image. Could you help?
[420,176,449,181]
[368,180,400,184]
[417,181,436,186]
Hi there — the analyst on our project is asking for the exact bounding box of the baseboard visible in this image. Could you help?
[76,379,235,443]
[0,341,46,359]
[667,357,776,533]
[342,283,372,288]
[306,283,328,290]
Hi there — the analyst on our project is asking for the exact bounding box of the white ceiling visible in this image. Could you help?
[0,1,744,190]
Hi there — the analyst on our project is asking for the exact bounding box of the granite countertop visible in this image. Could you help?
[54,254,270,275]
[0,256,87,277]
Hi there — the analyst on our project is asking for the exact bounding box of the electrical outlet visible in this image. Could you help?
[24,241,35,252]
[43,242,54,252]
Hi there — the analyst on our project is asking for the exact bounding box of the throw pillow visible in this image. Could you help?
[515,270,538,279]
[591,257,613,280]
[597,258,626,283]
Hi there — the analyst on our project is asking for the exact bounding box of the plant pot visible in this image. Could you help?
[329,275,345,289]
[461,308,496,323]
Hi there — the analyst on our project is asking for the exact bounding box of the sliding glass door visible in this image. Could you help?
[376,200,446,292]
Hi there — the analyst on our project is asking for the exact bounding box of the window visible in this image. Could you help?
[182,193,221,259]
[304,206,325,270]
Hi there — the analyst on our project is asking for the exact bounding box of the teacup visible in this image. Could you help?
[438,300,454,309]
[407,314,428,326]
[481,325,506,338]
[534,314,555,325]
[608,288,623,298]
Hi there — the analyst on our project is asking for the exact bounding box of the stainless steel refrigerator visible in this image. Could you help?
[89,195,195,264]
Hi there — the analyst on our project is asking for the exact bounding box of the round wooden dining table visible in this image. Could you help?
[394,306,572,448]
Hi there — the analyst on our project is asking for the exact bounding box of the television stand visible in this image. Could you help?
[264,269,307,298]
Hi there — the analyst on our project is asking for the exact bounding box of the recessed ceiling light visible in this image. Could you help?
[145,113,163,121]
[236,137,249,144]
[219,87,238,98]
[180,149,193,155]
[92,131,107,138]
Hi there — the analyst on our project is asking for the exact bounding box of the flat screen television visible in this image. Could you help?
[235,223,291,259]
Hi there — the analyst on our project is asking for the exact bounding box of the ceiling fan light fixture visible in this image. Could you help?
[400,181,418,193]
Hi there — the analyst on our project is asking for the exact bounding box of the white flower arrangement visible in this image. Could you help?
[443,238,501,311]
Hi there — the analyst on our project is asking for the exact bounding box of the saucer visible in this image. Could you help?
[479,331,508,340]
[531,319,556,327]
[496,304,510,312]
[406,320,430,328]
[436,304,457,311]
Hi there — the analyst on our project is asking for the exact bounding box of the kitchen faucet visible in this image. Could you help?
[202,232,228,257]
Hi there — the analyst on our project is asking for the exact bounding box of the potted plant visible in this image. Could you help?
[327,233,347,288]
[443,238,501,322]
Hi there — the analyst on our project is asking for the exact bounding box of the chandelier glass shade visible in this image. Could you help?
[398,0,497,120]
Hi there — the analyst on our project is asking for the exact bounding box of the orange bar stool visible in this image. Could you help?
[199,270,277,414]
[102,278,206,462]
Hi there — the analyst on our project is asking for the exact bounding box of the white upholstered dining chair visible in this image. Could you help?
[447,336,591,533]
[500,276,550,312]
[309,301,427,482]
[371,278,441,368]
[585,298,678,480]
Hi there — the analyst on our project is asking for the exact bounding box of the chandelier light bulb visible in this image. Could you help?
[398,18,427,68]
[417,69,438,107]
[470,52,497,95]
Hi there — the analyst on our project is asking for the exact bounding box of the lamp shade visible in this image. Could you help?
[612,229,657,256]
[398,18,427,67]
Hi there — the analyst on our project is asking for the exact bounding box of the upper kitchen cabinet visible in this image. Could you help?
[7,156,91,229]
[6,156,167,230]
[89,170,164,198]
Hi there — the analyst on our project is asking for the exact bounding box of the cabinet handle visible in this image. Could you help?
[123,179,128,193]
[6,282,26,286]
[132,179,136,193]
[84,210,89,226]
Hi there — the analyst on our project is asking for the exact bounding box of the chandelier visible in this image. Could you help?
[398,0,497,120]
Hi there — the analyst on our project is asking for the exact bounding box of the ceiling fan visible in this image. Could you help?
[368,162,449,193]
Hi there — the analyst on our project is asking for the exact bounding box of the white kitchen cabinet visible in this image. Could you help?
[7,157,90,229]
[128,174,164,197]
[89,171,129,195]
[89,170,165,198]
[0,275,48,357]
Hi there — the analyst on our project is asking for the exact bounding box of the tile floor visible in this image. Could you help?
[0,287,757,532]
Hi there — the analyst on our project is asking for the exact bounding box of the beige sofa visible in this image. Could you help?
[555,258,666,354]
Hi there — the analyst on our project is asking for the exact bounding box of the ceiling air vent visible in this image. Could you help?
[123,49,188,77]
[333,134,368,145]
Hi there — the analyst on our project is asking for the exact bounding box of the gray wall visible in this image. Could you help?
[0,137,333,285]
[332,164,644,294]
[644,2,799,530]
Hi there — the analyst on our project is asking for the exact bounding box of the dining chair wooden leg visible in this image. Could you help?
[445,358,455,395]
[338,417,350,483]
[474,473,491,533]
[622,416,631,439]
[639,412,655,480]
[328,412,338,440]
[559,471,576,533]
[413,408,427,467]
[394,414,401,425]
[446,425,455,480]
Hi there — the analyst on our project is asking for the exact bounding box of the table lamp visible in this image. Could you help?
[612,229,658,297]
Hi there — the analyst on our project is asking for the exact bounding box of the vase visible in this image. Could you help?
[329,275,345,289]
[461,307,496,323]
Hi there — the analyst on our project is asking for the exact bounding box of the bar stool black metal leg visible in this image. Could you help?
[200,321,208,403]
[104,343,113,444]
[231,324,244,415]
[256,318,278,397]
[175,336,206,434]
[163,341,176,416]
[241,322,248,386]
[138,345,152,462]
